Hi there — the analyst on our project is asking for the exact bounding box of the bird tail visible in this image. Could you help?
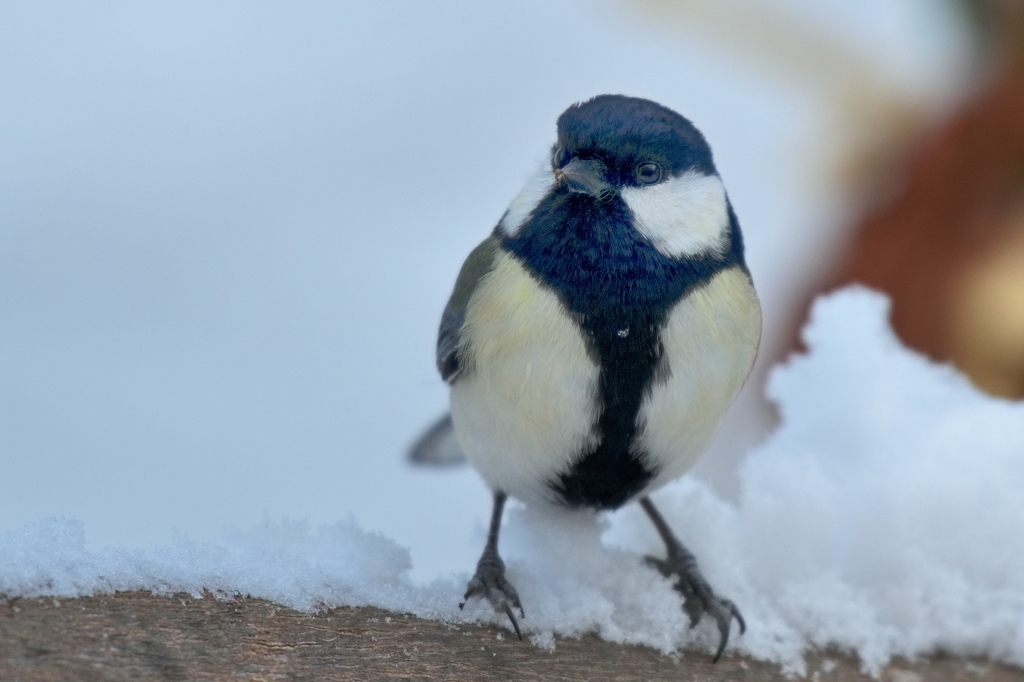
[407,412,468,466]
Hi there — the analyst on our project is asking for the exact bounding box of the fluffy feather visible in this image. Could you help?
[450,249,601,505]
[636,266,761,489]
[620,171,730,258]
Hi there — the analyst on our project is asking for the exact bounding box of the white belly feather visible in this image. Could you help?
[636,266,761,491]
[450,251,600,504]
[450,252,760,505]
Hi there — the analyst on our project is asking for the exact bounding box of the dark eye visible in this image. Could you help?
[552,146,570,168]
[636,162,662,184]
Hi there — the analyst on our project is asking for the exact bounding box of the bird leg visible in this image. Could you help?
[460,490,524,640]
[639,496,744,662]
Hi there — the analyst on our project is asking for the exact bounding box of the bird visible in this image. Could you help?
[413,94,761,662]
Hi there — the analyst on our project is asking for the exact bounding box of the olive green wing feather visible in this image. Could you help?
[436,235,499,383]
[410,235,499,467]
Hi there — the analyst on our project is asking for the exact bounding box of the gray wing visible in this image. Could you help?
[408,412,467,466]
[436,235,499,383]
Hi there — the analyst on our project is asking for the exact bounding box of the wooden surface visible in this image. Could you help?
[1,591,1021,681]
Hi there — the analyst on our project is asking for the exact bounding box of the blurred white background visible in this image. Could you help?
[0,1,975,581]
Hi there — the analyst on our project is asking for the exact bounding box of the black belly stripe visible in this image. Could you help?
[500,187,747,510]
[552,310,662,509]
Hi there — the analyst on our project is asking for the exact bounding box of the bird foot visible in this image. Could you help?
[645,549,744,662]
[460,548,524,640]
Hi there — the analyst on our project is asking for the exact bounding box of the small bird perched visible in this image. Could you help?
[415,94,761,661]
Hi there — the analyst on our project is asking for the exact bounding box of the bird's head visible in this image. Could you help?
[500,95,734,260]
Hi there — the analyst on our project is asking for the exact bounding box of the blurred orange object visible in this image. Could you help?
[823,7,1024,398]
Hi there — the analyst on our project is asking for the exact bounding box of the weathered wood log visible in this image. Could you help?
[0,591,1020,681]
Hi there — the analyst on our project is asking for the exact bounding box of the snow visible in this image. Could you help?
[0,516,454,617]
[3,287,1022,675]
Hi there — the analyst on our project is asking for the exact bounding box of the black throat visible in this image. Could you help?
[500,189,744,510]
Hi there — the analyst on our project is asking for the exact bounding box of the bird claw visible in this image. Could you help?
[460,552,524,640]
[644,553,744,662]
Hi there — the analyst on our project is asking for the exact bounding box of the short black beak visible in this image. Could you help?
[555,158,616,202]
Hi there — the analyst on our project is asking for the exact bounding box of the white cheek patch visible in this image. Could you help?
[499,161,555,236]
[620,171,730,258]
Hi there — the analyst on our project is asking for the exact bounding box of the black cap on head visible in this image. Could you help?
[555,95,716,185]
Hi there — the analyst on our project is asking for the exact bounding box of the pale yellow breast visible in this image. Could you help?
[449,250,600,503]
[636,266,761,489]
